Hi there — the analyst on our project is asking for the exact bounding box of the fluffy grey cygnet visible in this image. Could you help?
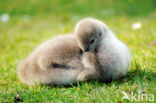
[17,34,100,86]
[75,18,131,81]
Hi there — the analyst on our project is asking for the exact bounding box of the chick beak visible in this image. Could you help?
[85,47,89,52]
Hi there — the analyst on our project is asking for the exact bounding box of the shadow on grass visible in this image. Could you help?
[117,69,155,84]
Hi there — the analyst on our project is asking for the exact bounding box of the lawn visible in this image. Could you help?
[0,0,156,102]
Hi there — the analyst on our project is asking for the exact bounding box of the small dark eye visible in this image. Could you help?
[90,39,95,44]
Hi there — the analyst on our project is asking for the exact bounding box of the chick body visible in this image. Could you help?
[17,34,99,85]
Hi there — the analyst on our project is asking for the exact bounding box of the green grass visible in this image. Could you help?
[0,0,156,102]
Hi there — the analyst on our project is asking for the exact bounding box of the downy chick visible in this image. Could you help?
[17,34,100,86]
[74,18,131,81]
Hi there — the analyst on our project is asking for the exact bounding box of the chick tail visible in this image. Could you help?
[17,59,29,84]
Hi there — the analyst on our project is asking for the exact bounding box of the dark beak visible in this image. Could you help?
[85,47,89,52]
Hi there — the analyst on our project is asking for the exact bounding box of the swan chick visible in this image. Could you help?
[75,18,131,81]
[17,34,100,86]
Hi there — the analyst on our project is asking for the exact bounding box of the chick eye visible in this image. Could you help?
[90,39,95,44]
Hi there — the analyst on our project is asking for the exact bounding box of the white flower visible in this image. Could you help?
[132,22,142,30]
[0,14,10,22]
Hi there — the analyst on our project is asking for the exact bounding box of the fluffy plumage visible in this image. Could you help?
[17,34,99,86]
[75,18,131,81]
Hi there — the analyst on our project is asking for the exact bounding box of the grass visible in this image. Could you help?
[0,0,156,102]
